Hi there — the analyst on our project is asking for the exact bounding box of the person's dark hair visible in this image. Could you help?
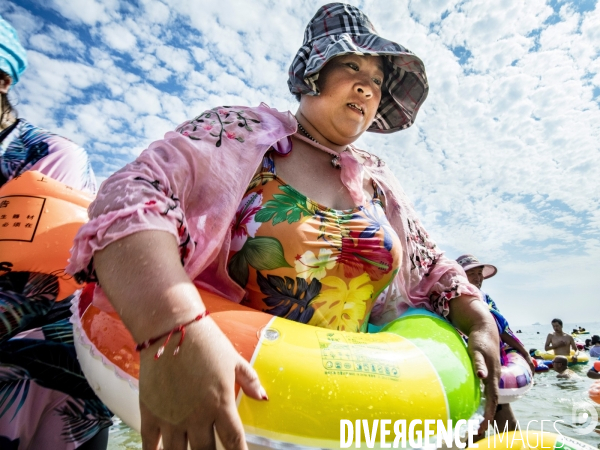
[0,70,15,125]
[592,335,600,345]
[551,318,563,326]
[553,355,568,367]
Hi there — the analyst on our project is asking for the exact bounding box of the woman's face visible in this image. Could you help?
[298,54,384,145]
[465,266,484,289]
[0,72,12,95]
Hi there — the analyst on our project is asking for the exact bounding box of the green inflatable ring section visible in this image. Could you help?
[371,308,481,422]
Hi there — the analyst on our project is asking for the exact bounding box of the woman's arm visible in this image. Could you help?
[501,331,535,375]
[448,295,500,435]
[95,230,266,449]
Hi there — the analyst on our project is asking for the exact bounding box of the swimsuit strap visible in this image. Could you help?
[262,149,384,206]
[372,179,385,204]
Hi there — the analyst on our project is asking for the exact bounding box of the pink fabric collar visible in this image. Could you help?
[273,132,366,207]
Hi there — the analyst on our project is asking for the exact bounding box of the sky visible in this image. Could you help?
[2,0,599,327]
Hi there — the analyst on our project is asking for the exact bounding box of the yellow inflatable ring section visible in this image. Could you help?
[73,287,483,449]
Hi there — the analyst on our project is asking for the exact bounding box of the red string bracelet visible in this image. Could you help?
[135,310,210,360]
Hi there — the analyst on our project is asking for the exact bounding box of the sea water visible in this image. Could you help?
[106,322,600,449]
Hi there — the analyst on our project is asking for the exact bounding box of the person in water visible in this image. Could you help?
[553,356,577,379]
[456,254,534,438]
[589,335,600,358]
[67,4,501,448]
[545,318,579,360]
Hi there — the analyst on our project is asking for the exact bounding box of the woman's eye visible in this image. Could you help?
[347,63,359,70]
[373,78,382,86]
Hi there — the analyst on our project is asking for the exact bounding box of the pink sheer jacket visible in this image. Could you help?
[66,104,479,324]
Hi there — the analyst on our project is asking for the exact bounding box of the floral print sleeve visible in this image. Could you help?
[67,105,296,296]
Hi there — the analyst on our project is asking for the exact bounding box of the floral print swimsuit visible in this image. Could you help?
[228,151,401,332]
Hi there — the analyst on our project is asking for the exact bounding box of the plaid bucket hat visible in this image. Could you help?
[456,254,498,279]
[288,2,428,133]
[0,15,28,86]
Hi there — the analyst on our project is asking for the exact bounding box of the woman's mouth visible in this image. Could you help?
[347,103,364,115]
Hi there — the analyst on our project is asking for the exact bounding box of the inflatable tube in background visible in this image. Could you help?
[535,349,590,366]
[497,350,533,404]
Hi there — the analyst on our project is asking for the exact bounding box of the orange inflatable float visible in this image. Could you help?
[590,380,600,404]
[0,171,92,300]
[73,283,484,448]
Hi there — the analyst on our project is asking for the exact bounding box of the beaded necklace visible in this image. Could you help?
[296,121,342,169]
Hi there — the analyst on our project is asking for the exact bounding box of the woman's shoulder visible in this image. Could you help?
[174,104,297,139]
[9,118,81,152]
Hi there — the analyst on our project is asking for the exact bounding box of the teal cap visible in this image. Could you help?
[0,15,28,87]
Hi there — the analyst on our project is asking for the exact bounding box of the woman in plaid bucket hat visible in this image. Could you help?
[69,3,500,448]
[288,2,428,133]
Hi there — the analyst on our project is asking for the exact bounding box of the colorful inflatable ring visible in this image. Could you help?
[474,430,595,450]
[498,350,533,404]
[590,381,600,404]
[0,171,92,300]
[72,286,482,448]
[375,314,533,404]
[534,349,590,366]
[574,338,585,350]
[534,360,551,372]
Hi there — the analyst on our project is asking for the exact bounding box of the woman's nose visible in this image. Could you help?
[356,84,373,98]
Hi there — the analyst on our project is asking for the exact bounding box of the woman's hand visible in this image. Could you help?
[525,354,536,375]
[448,295,501,435]
[500,331,536,376]
[95,230,267,449]
[139,318,265,450]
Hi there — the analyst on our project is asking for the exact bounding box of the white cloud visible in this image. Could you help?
[154,45,192,73]
[100,23,138,52]
[140,0,171,24]
[28,24,85,56]
[124,85,163,115]
[46,0,119,25]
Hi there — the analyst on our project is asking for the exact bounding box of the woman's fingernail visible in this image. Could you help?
[477,370,485,378]
[260,386,269,401]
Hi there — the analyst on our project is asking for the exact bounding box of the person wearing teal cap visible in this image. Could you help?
[0,13,27,85]
[0,15,111,450]
[0,13,27,130]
